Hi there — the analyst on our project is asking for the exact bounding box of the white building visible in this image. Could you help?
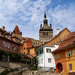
[36,44,59,71]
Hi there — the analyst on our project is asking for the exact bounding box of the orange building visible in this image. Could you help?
[52,31,75,75]
[21,38,36,57]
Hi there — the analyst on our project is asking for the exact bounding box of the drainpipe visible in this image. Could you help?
[44,47,45,71]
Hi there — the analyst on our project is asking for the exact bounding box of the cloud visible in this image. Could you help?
[0,0,75,40]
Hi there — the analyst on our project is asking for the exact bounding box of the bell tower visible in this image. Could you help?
[39,10,53,44]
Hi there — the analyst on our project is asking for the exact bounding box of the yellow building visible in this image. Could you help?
[52,31,75,75]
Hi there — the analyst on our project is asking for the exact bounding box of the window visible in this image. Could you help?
[43,32,45,35]
[8,35,10,39]
[48,58,51,63]
[46,49,51,53]
[28,50,30,54]
[3,41,6,47]
[38,59,41,64]
[41,58,43,63]
[68,51,71,57]
[69,64,72,70]
[73,50,75,56]
[1,32,3,35]
[38,42,39,44]
[29,41,30,44]
[13,47,15,50]
[57,54,60,59]
[24,47,25,50]
[73,41,75,43]
[24,52,25,54]
[15,38,18,42]
[36,42,37,44]
[7,43,10,48]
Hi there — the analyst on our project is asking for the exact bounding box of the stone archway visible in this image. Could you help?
[56,63,63,73]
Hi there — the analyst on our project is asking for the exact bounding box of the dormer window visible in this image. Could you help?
[15,38,18,42]
[8,35,10,39]
[29,41,30,44]
[68,51,71,57]
[46,48,51,53]
[1,32,3,35]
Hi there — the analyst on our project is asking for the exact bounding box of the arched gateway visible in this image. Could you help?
[56,63,63,73]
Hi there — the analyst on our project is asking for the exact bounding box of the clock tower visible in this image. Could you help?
[39,11,53,44]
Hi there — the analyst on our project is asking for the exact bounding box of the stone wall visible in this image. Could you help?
[0,62,30,69]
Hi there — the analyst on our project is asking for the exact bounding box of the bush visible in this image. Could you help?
[21,59,26,63]
[0,68,10,75]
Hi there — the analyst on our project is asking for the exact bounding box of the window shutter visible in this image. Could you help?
[73,50,75,56]
[66,52,68,57]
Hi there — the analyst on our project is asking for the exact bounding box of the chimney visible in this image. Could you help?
[56,28,59,34]
[2,26,5,31]
[9,31,10,34]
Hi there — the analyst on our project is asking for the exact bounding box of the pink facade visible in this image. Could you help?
[0,36,21,54]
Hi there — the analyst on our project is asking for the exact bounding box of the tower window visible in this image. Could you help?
[43,32,45,35]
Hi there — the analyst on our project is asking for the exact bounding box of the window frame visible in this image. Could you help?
[69,64,72,70]
[57,54,60,59]
[46,48,51,53]
[8,35,10,39]
[7,43,10,48]
[48,58,51,63]
[68,51,71,57]
[3,41,6,47]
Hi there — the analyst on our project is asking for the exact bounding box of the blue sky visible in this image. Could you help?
[0,0,75,39]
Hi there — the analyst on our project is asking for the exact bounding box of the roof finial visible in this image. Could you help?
[44,7,46,18]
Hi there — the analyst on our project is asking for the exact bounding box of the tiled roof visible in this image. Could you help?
[4,32,11,35]
[52,31,75,53]
[44,28,70,45]
[11,36,21,40]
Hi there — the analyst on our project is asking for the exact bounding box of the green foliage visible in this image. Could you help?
[0,68,10,75]
[33,56,38,70]
[0,49,21,62]
[21,59,26,63]
[32,72,34,74]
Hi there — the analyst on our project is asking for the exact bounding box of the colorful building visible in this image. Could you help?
[35,28,70,71]
[21,38,37,57]
[0,26,22,62]
[52,31,75,75]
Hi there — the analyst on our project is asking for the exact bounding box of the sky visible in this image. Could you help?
[0,0,75,40]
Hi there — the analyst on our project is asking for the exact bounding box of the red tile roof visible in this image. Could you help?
[13,26,21,34]
[4,32,11,35]
[52,31,75,53]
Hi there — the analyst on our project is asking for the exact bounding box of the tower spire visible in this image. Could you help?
[44,7,46,18]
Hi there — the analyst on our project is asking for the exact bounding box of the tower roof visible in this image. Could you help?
[13,26,22,34]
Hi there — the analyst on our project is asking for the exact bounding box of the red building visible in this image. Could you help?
[0,26,22,62]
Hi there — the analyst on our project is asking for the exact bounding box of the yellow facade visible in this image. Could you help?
[66,47,75,72]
